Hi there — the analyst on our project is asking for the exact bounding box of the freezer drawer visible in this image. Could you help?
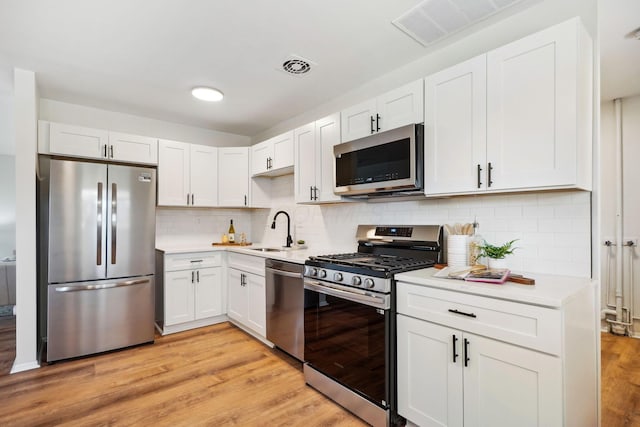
[47,275,155,362]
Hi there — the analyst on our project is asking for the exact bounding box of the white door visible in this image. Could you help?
[194,267,223,320]
[294,122,317,203]
[246,272,266,337]
[377,79,424,133]
[397,315,463,427]
[315,113,342,203]
[340,98,377,142]
[463,333,562,427]
[108,132,158,165]
[271,131,294,170]
[49,122,108,160]
[218,147,249,207]
[157,139,190,206]
[227,268,247,323]
[425,55,487,196]
[251,141,272,175]
[164,270,195,326]
[486,20,578,190]
[189,144,218,207]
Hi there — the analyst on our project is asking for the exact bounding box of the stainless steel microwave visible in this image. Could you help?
[334,123,424,197]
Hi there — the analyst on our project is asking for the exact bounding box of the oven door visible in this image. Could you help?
[304,279,391,408]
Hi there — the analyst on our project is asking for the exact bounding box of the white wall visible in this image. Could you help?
[39,99,251,147]
[600,96,640,333]
[253,175,593,277]
[12,68,39,373]
[251,0,597,143]
[0,155,16,258]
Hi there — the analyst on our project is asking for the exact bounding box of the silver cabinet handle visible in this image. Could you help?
[55,278,149,292]
[97,182,103,266]
[111,183,117,265]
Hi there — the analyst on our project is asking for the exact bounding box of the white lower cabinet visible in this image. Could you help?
[397,315,561,427]
[226,253,266,337]
[396,276,597,427]
[156,250,225,334]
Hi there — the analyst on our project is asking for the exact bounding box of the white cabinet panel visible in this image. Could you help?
[294,122,316,203]
[157,139,190,206]
[164,270,195,326]
[245,272,266,337]
[340,98,377,143]
[252,131,294,176]
[251,142,272,176]
[195,267,223,320]
[425,55,487,195]
[47,122,108,160]
[227,268,247,323]
[108,132,158,165]
[271,131,294,170]
[218,147,250,207]
[190,144,218,207]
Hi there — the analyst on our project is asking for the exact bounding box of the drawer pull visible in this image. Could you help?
[452,334,459,363]
[448,309,477,318]
[190,259,204,263]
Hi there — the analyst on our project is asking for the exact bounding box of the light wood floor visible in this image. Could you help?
[0,322,366,426]
[4,323,640,426]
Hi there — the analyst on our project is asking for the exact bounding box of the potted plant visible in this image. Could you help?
[477,239,518,269]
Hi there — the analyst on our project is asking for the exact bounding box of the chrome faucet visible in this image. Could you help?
[271,210,293,248]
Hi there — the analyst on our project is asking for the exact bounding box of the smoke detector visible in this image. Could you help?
[278,54,315,77]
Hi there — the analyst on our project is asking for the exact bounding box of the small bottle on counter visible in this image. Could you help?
[228,220,235,243]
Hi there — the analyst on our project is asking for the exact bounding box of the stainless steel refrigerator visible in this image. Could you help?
[38,157,156,362]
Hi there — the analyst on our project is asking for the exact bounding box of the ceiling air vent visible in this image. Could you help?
[393,0,525,47]
[278,54,315,77]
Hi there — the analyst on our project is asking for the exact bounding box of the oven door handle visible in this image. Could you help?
[304,280,389,310]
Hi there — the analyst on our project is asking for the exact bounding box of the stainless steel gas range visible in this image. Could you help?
[303,225,443,427]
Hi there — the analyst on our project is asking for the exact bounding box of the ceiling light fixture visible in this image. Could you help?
[191,87,224,102]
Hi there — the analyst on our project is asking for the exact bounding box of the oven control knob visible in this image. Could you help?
[364,278,375,288]
[319,270,327,278]
[352,276,362,286]
[333,272,343,282]
[308,267,318,277]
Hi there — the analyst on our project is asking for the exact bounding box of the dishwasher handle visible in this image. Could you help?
[265,266,303,279]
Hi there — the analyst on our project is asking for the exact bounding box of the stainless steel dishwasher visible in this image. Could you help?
[265,258,304,361]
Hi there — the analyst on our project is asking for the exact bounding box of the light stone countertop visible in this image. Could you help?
[155,243,321,264]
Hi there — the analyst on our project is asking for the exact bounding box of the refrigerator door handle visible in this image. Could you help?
[111,183,117,265]
[54,278,150,292]
[97,182,103,265]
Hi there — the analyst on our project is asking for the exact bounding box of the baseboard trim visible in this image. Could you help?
[10,360,40,374]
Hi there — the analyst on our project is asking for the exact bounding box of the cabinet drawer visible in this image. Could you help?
[397,282,561,355]
[164,252,222,271]
[227,253,265,276]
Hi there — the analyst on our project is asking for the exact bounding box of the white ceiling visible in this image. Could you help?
[599,0,640,102]
[0,1,636,140]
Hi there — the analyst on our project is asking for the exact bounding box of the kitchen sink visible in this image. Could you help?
[248,247,283,252]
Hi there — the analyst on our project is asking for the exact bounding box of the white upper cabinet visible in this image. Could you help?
[294,113,343,204]
[39,121,158,165]
[157,139,218,207]
[251,131,294,177]
[108,132,158,165]
[218,147,250,207]
[340,79,424,143]
[424,55,487,195]
[424,17,593,197]
[486,17,592,191]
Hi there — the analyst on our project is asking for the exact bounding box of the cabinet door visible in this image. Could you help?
[246,272,266,337]
[227,268,247,323]
[377,79,424,133]
[108,132,158,165]
[315,113,342,203]
[164,270,195,326]
[218,147,249,207]
[194,267,223,320]
[340,98,377,142]
[486,20,580,190]
[397,315,463,427]
[463,333,562,427]
[294,122,317,203]
[271,131,294,170]
[425,55,487,196]
[190,144,218,207]
[49,122,108,160]
[251,141,273,176]
[157,139,190,206]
